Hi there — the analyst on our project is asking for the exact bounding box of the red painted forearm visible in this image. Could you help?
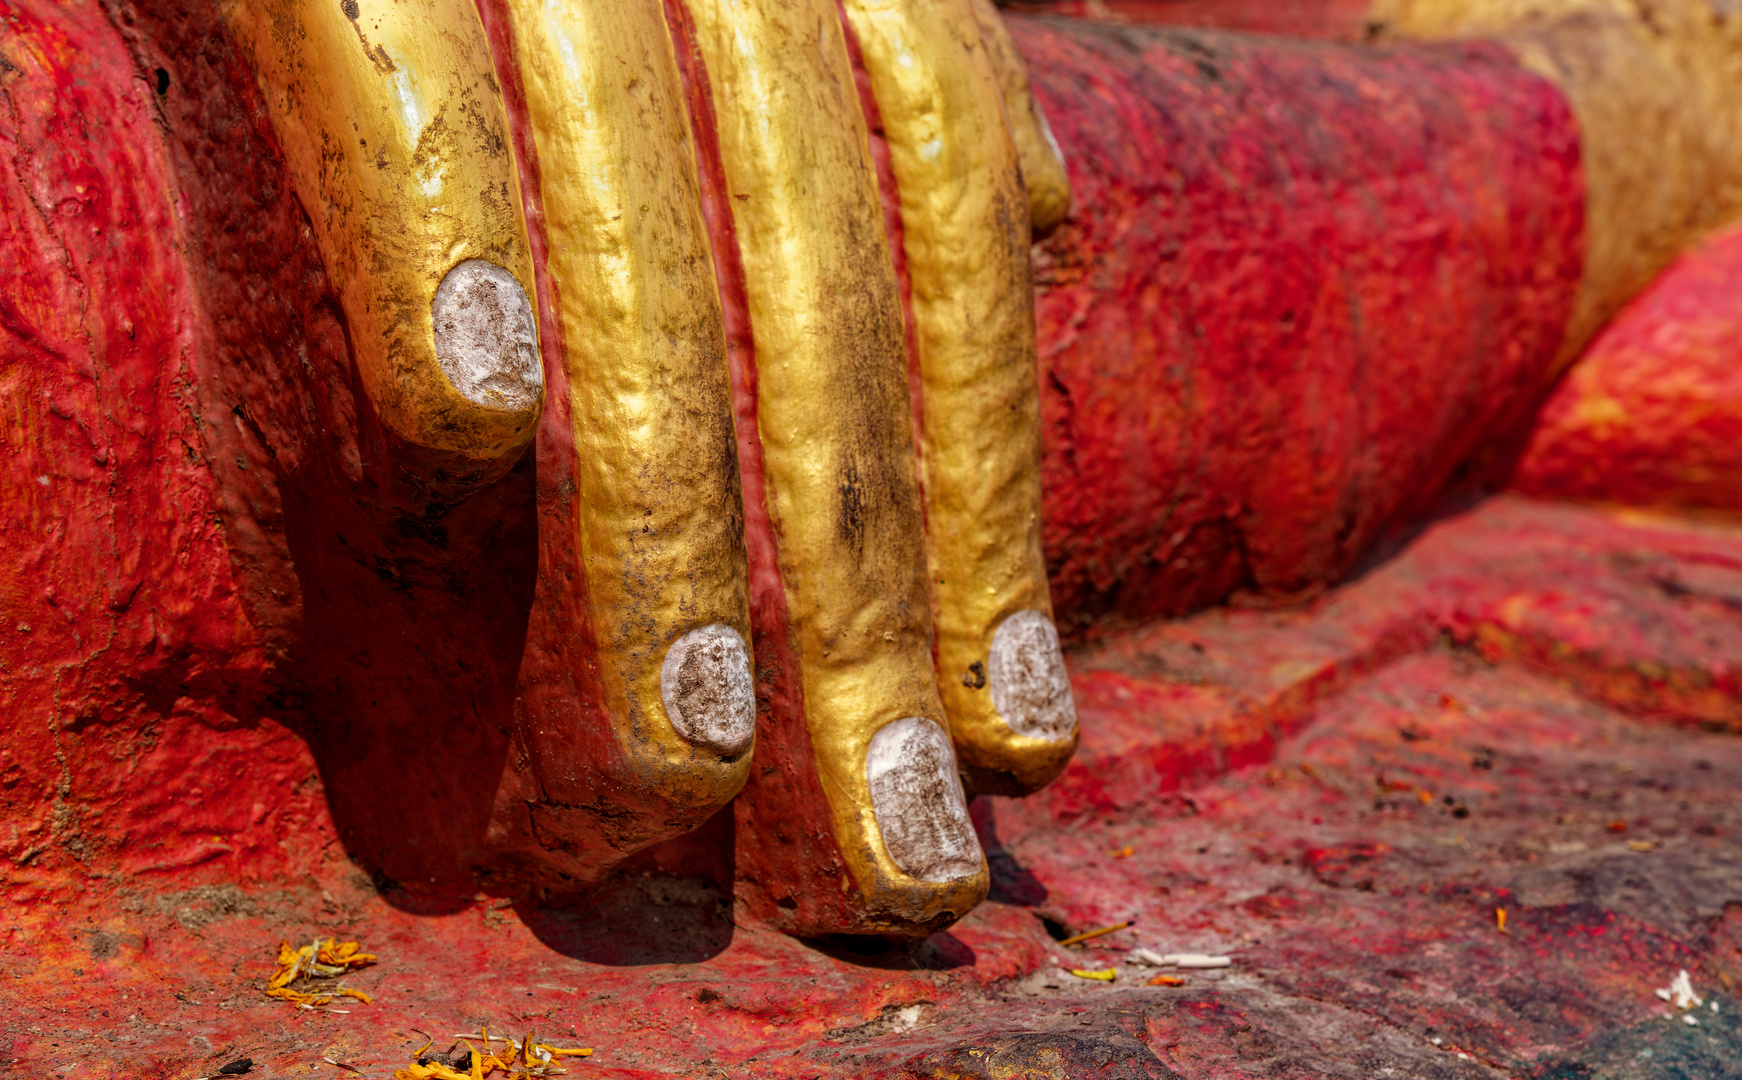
[1014,17,1584,636]
[1514,221,1742,516]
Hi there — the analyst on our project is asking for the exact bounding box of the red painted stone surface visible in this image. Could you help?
[1513,220,1742,517]
[4,497,1741,1077]
[0,0,329,895]
[1036,0,1370,39]
[1013,17,1585,638]
[95,0,545,906]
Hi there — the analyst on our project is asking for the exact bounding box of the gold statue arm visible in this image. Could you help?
[223,0,543,482]
[842,0,1078,795]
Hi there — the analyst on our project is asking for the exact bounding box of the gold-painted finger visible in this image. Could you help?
[223,0,542,477]
[498,0,754,812]
[683,0,989,933]
[841,0,1077,796]
[966,0,1072,234]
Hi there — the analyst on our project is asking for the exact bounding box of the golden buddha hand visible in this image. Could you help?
[224,0,1073,936]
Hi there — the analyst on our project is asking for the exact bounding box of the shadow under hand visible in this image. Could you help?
[798,931,977,971]
[971,796,1050,907]
[286,440,538,914]
[515,807,738,965]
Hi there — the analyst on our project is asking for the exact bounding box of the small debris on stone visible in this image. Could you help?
[1496,908,1509,935]
[265,938,377,1011]
[1145,974,1186,987]
[1130,948,1231,968]
[217,1060,253,1076]
[1066,968,1117,981]
[1626,839,1658,852]
[1109,845,1134,859]
[396,1028,593,1079]
[1656,969,1704,1011]
[324,1058,365,1075]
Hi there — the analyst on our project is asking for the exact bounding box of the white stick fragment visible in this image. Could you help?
[1129,949,1232,968]
[1174,954,1233,969]
[1657,970,1703,1011]
[1684,1014,1700,1026]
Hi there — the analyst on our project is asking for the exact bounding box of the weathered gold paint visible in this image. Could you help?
[497,0,753,807]
[683,0,989,929]
[966,0,1072,234]
[842,0,1074,795]
[1373,0,1742,367]
[223,0,541,470]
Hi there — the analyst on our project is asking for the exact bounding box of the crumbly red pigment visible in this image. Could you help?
[1015,17,1585,637]
[0,0,324,889]
[5,2,1741,1076]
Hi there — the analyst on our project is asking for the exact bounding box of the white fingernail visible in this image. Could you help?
[866,717,981,882]
[432,259,542,411]
[987,609,1076,741]
[660,624,756,756]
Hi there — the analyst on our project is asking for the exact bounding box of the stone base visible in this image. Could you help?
[6,495,1741,1078]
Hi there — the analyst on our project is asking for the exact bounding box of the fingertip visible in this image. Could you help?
[987,609,1077,743]
[867,717,983,883]
[660,624,757,757]
[432,258,543,414]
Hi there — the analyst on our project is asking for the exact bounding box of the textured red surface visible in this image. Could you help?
[4,497,1741,1078]
[1513,220,1742,517]
[0,0,328,895]
[103,0,544,905]
[1013,17,1586,638]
